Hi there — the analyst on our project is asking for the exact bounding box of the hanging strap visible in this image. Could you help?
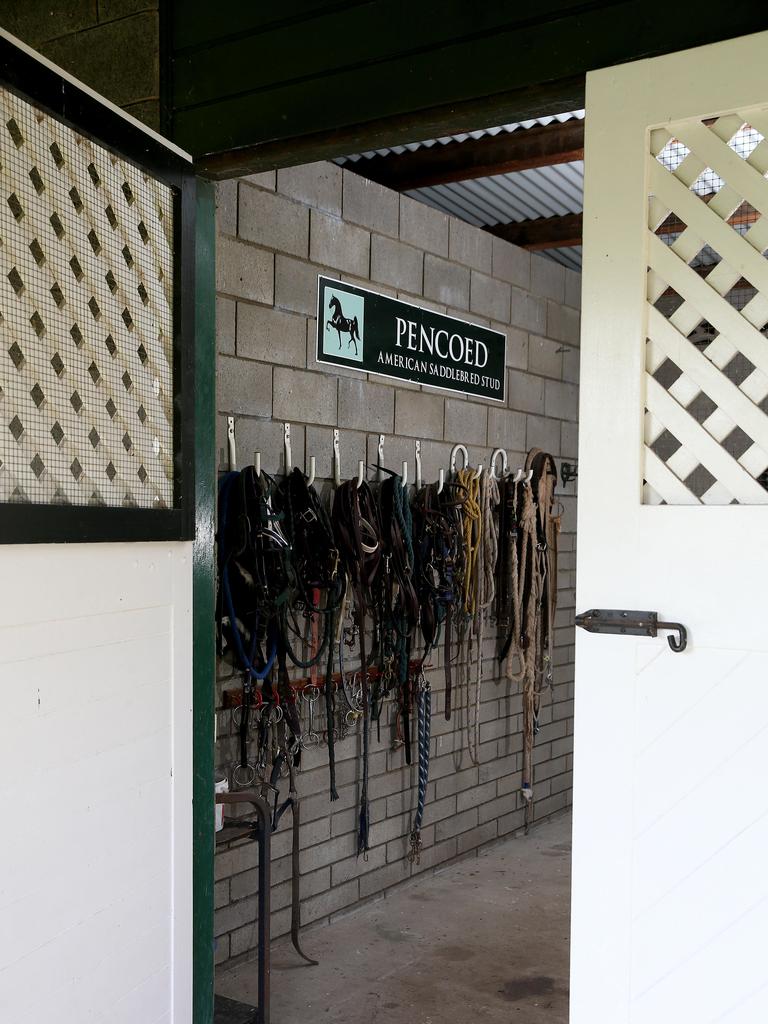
[324,597,341,801]
[467,469,500,766]
[443,608,453,721]
[514,447,560,831]
[288,758,318,966]
[456,468,481,620]
[332,480,382,854]
[503,480,535,683]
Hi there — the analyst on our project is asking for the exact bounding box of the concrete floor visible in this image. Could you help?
[217,811,572,1024]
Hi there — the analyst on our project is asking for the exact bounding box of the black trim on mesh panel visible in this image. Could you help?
[0,36,189,186]
[0,34,196,544]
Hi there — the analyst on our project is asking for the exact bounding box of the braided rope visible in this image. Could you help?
[409,680,431,864]
[480,472,499,613]
[456,468,481,618]
[450,468,479,767]
[504,481,525,682]
[325,601,339,801]
[467,469,500,765]
[415,689,427,829]
[392,477,414,569]
[505,483,537,683]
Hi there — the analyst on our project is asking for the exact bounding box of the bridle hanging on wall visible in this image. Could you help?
[215,424,563,951]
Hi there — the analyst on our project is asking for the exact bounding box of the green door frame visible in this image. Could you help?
[193,178,216,1024]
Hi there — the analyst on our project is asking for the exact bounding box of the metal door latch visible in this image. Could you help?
[561,460,578,487]
[575,609,688,653]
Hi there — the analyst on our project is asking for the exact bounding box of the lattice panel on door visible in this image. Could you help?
[0,86,175,508]
[643,112,768,504]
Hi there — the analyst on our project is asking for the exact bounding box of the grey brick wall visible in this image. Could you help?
[213,163,580,969]
[5,1,161,130]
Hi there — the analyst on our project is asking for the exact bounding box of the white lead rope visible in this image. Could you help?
[467,468,500,766]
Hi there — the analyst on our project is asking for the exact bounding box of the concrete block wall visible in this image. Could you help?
[5,1,161,130]
[213,162,580,969]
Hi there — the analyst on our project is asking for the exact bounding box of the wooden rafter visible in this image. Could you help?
[351,118,584,192]
[488,213,582,251]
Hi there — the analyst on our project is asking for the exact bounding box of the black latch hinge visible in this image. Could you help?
[575,609,687,653]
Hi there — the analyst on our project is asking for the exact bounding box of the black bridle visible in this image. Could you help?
[332,479,382,853]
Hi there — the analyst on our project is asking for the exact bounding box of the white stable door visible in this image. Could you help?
[571,31,768,1024]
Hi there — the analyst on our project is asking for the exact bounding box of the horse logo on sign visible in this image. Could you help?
[321,284,365,363]
[327,295,361,355]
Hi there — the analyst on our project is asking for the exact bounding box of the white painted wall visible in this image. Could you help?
[0,542,192,1024]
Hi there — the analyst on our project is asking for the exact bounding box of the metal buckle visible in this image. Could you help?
[232,762,257,788]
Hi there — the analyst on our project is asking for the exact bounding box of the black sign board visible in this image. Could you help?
[316,276,506,402]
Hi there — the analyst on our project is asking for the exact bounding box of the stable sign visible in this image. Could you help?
[316,276,506,402]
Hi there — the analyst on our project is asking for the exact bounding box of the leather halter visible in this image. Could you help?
[412,480,466,719]
[332,479,383,853]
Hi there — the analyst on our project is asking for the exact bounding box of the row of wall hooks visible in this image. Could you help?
[225,417,535,491]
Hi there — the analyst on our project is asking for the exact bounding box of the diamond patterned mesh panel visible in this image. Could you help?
[0,86,175,509]
[644,114,768,505]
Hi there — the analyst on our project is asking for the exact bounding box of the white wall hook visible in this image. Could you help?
[307,455,316,487]
[401,460,408,488]
[255,451,261,477]
[377,434,385,481]
[357,459,365,488]
[415,440,422,490]
[283,423,292,474]
[333,429,341,487]
[490,448,508,480]
[450,443,469,474]
[473,462,484,480]
[227,416,236,470]
[437,467,445,494]
[513,469,524,483]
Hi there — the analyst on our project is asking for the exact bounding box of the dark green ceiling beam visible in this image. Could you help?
[165,1,768,175]
[197,77,583,180]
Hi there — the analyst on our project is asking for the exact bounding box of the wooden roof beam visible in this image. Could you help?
[488,213,582,251]
[352,118,584,192]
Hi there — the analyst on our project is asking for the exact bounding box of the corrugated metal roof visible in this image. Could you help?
[339,112,585,270]
[408,160,582,222]
[545,246,582,272]
[339,110,584,162]
[339,115,765,273]
[405,160,584,271]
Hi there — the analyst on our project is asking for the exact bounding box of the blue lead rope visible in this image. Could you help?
[409,679,431,864]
